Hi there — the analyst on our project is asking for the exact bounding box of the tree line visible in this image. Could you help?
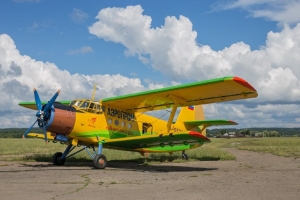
[0,128,43,138]
[207,127,300,137]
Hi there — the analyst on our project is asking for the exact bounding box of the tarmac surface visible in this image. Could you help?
[1,148,300,200]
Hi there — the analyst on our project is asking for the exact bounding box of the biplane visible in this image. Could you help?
[19,76,258,169]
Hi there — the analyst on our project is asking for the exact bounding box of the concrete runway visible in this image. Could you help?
[1,148,300,200]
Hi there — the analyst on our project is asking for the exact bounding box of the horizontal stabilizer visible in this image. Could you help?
[184,119,238,127]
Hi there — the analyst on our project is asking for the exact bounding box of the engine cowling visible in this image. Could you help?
[45,107,76,135]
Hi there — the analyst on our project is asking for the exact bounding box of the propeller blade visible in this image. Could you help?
[23,119,38,138]
[43,90,60,113]
[41,119,48,143]
[33,88,42,111]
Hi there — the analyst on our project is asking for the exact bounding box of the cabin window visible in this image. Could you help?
[121,122,125,127]
[107,118,112,124]
[114,120,119,126]
[127,123,132,129]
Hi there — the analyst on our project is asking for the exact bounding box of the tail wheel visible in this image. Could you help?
[182,153,189,160]
[52,152,66,166]
[93,154,107,169]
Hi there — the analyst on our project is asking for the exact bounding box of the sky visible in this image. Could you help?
[1,0,300,129]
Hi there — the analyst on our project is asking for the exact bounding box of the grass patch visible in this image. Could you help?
[2,137,299,163]
[209,137,300,158]
[0,138,234,163]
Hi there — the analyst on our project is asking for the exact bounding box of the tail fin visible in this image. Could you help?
[174,105,238,136]
[174,105,207,136]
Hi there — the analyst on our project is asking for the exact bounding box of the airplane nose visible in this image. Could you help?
[46,106,76,135]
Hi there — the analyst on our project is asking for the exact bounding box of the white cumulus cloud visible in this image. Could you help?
[0,34,146,128]
[89,5,300,105]
[87,5,300,127]
[213,0,300,26]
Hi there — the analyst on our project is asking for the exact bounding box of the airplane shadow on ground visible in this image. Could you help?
[0,159,219,173]
[0,154,220,173]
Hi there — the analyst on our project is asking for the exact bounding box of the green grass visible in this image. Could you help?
[0,138,234,163]
[1,137,299,164]
[209,137,300,158]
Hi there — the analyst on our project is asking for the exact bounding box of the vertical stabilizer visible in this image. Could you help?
[174,105,207,136]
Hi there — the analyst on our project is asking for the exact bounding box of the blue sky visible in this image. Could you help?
[0,0,277,80]
[1,0,300,128]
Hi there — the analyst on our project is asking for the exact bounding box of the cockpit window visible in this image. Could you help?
[80,101,89,108]
[70,100,82,107]
[96,104,100,110]
[89,103,95,109]
[70,100,102,114]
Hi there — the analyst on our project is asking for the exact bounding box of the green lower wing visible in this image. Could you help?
[103,131,210,151]
[184,119,238,127]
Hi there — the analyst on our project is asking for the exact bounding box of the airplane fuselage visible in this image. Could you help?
[46,99,186,146]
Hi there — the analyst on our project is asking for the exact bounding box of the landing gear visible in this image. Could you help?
[93,142,107,169]
[182,150,189,160]
[52,152,66,166]
[93,154,107,169]
[51,142,108,169]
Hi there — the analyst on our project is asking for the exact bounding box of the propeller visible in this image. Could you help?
[23,88,60,143]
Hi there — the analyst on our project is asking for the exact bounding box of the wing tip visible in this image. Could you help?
[228,120,238,125]
[233,77,257,92]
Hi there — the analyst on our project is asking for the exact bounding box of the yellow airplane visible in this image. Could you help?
[19,76,258,169]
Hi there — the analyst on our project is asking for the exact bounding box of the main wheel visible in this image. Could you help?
[93,154,107,169]
[52,152,66,166]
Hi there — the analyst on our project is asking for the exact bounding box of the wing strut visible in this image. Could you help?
[166,94,186,133]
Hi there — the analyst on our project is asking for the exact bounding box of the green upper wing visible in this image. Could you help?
[19,76,257,112]
[19,101,71,110]
[102,76,257,112]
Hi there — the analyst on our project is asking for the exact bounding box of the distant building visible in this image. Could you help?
[220,132,236,138]
[227,132,236,137]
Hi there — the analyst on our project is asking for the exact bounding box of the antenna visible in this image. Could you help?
[92,83,97,101]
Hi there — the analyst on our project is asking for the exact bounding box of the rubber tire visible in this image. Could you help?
[52,152,66,166]
[93,154,107,169]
